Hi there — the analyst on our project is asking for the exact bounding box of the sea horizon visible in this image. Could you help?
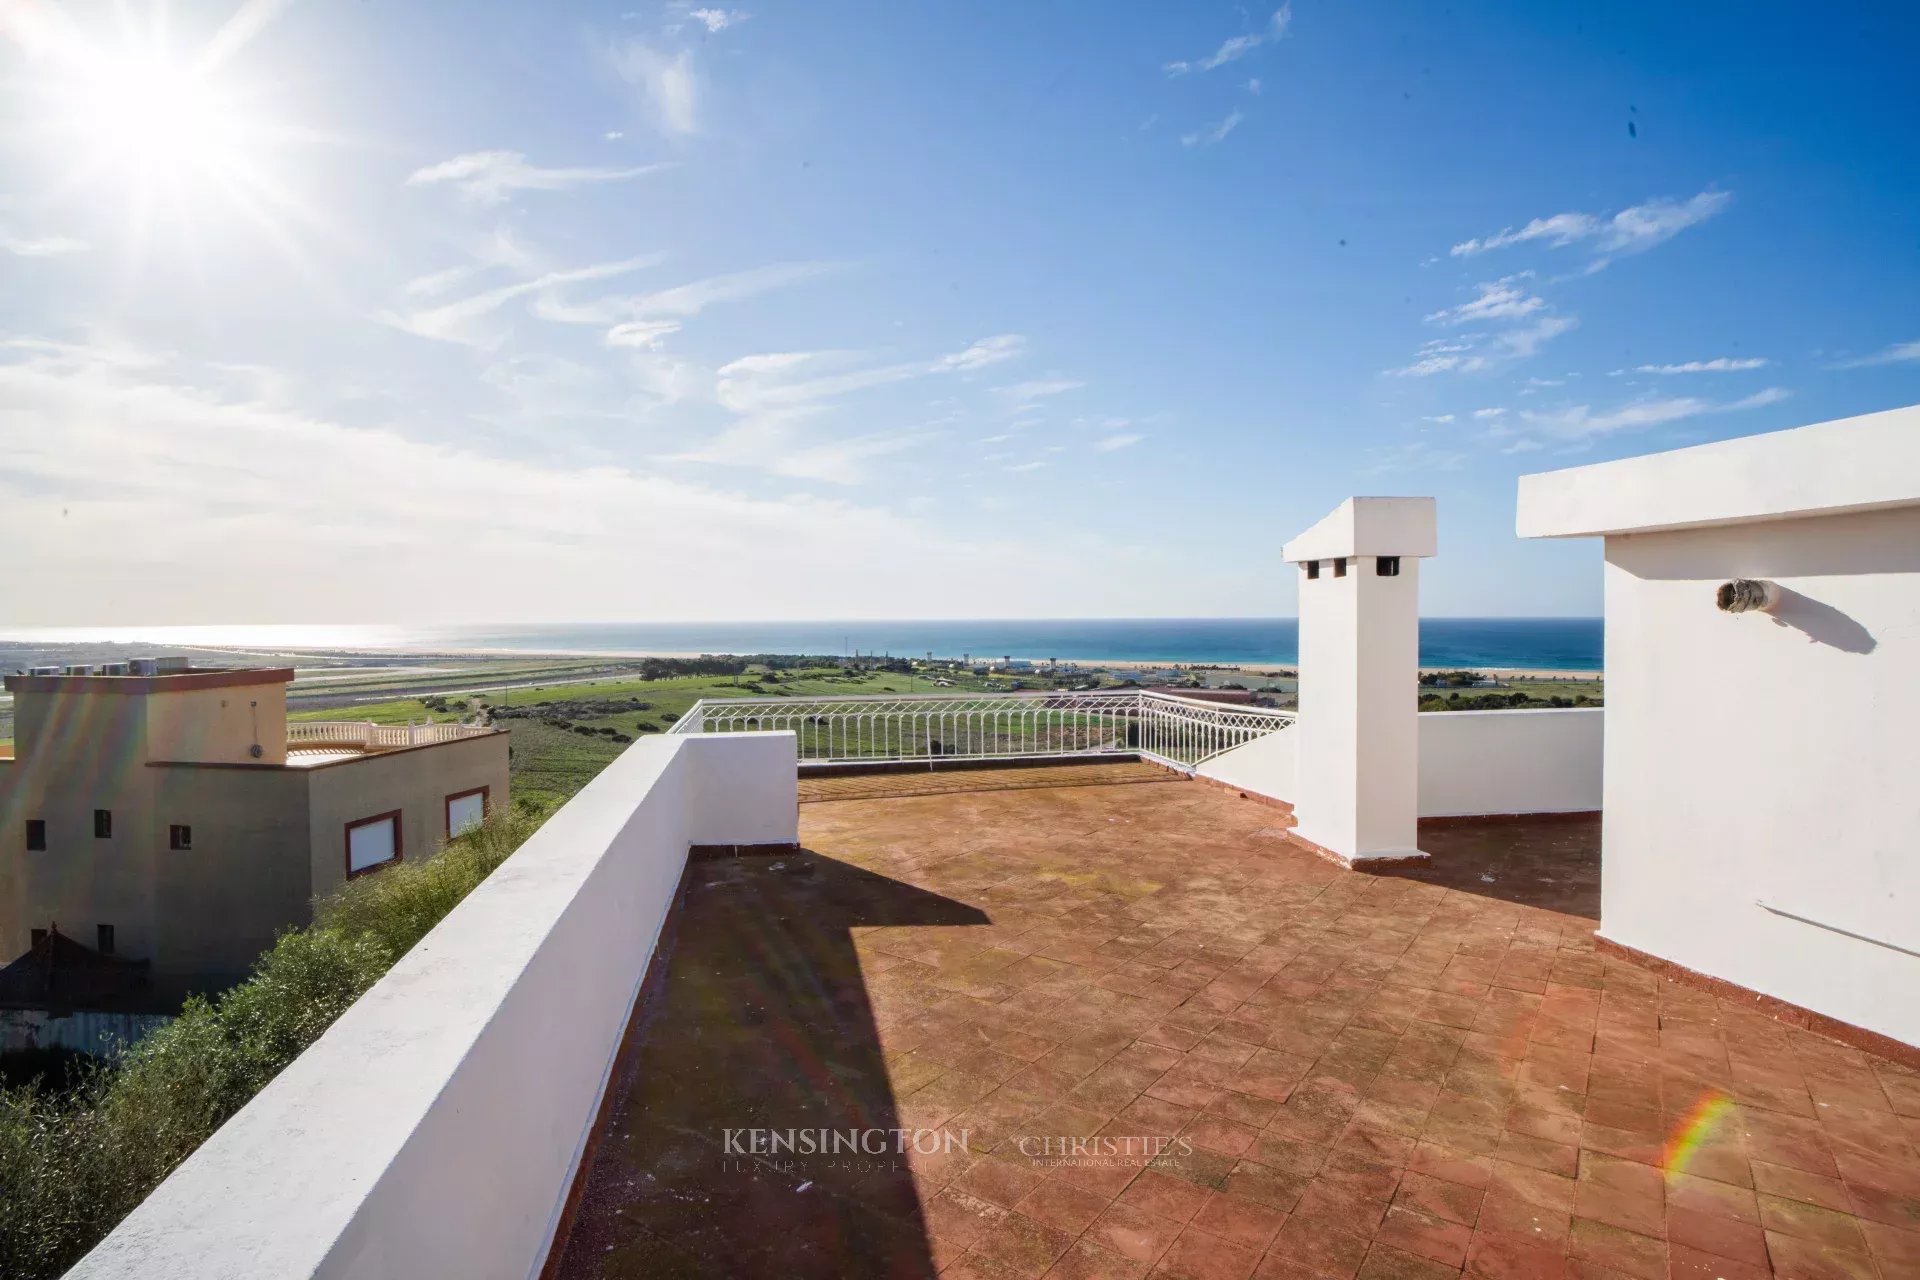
[0,616,1605,672]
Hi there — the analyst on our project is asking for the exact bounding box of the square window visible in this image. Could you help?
[446,788,488,838]
[25,819,46,851]
[1305,560,1320,580]
[346,812,402,878]
[170,824,193,851]
[30,928,47,948]
[1376,555,1401,577]
[96,924,115,956]
[1332,557,1348,578]
[94,809,112,838]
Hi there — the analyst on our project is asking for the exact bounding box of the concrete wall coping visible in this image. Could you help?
[1283,496,1438,562]
[1516,402,1920,539]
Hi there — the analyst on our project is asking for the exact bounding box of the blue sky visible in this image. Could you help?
[2,1,1917,625]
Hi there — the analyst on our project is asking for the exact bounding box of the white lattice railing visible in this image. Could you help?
[669,690,1295,770]
[287,721,494,749]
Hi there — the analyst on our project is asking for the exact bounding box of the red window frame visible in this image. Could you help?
[344,810,403,879]
[444,785,490,839]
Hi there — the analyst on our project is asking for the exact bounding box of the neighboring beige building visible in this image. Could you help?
[0,661,508,1002]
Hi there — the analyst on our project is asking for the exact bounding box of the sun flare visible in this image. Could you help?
[2,0,323,269]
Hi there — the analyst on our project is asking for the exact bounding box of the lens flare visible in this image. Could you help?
[1662,1089,1736,1182]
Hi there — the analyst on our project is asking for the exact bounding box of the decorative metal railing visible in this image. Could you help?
[669,689,1295,770]
[287,721,494,749]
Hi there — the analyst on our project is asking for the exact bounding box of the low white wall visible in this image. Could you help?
[69,731,799,1280]
[1194,709,1602,820]
[1417,708,1604,818]
[1195,726,1297,803]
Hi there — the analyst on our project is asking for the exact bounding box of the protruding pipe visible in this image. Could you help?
[1716,578,1780,613]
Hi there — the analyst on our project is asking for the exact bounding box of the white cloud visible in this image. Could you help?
[1472,407,1505,419]
[0,340,1078,622]
[1,225,88,257]
[1181,111,1244,148]
[1421,414,1455,424]
[604,320,683,349]
[935,334,1026,372]
[1391,356,1458,377]
[1496,314,1577,361]
[1450,191,1730,262]
[1005,460,1048,473]
[1449,212,1597,257]
[1829,339,1920,370]
[532,262,838,333]
[1246,78,1262,95]
[405,151,669,206]
[611,41,699,136]
[1425,276,1544,326]
[1095,432,1144,451]
[998,377,1086,403]
[689,8,747,32]
[1388,314,1574,377]
[1166,5,1290,75]
[1634,357,1768,374]
[382,254,665,347]
[1512,385,1788,447]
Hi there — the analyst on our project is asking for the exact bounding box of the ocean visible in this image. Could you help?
[4,618,1603,671]
[418,619,1602,670]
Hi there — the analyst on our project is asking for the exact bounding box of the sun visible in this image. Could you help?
[1,0,324,269]
[67,44,252,184]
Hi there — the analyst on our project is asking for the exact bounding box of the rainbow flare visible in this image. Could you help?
[1662,1089,1737,1181]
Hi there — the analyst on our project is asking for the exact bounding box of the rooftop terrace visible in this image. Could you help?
[548,768,1919,1280]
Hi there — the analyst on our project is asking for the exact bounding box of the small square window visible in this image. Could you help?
[30,928,47,948]
[170,824,193,851]
[25,819,46,851]
[96,924,115,956]
[1305,560,1320,580]
[1377,555,1401,577]
[94,809,112,839]
[1332,557,1348,578]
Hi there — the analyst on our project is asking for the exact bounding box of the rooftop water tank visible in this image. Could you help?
[27,665,63,676]
[63,664,94,676]
[98,662,131,676]
[129,658,159,676]
[153,656,191,672]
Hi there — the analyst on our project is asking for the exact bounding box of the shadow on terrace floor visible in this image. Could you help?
[551,850,986,1280]
[1398,815,1602,922]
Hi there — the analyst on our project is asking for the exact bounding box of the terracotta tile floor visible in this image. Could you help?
[552,774,1920,1280]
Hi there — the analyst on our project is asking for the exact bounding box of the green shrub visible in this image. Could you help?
[0,810,533,1279]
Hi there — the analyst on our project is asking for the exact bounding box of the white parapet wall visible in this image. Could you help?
[68,731,799,1280]
[1195,723,1298,802]
[1417,708,1603,818]
[1195,708,1603,820]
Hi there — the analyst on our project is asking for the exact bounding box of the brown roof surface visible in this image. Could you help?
[0,926,151,1012]
[4,667,295,695]
[551,770,1920,1279]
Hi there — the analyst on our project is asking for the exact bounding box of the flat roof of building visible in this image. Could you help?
[1517,402,1920,539]
[3,667,296,695]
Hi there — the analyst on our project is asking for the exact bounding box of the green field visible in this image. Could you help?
[288,664,1038,811]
